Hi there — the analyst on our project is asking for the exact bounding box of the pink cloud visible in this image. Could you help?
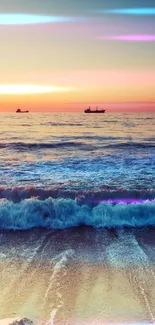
[98,35,155,41]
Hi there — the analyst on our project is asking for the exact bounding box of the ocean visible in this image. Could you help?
[0,112,155,325]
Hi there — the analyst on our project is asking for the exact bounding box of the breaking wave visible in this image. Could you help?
[0,197,155,230]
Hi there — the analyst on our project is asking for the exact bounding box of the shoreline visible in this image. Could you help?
[0,228,155,323]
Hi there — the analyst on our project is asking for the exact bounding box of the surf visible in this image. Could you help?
[0,197,155,230]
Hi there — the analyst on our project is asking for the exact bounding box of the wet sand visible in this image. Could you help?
[0,227,155,324]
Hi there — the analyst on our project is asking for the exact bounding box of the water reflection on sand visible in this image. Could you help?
[0,228,155,324]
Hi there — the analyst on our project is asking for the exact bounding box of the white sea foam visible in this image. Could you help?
[42,249,74,324]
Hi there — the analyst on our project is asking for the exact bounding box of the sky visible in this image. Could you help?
[0,0,155,112]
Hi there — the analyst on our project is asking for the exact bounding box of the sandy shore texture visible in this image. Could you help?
[0,227,155,325]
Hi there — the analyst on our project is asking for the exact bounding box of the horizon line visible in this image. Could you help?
[0,110,154,113]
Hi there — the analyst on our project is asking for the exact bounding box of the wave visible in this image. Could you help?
[0,197,155,230]
[0,141,95,151]
[0,141,155,151]
[40,121,118,126]
[52,135,126,141]
[0,186,155,202]
[144,137,155,142]
[104,142,155,149]
[41,122,84,126]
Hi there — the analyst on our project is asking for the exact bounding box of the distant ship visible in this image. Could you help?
[16,108,29,113]
[84,107,105,113]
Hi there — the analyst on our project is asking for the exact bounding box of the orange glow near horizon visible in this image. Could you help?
[0,69,154,113]
[0,69,155,112]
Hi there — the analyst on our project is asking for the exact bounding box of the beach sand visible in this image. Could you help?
[0,228,155,325]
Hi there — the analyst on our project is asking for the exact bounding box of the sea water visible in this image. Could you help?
[0,112,155,324]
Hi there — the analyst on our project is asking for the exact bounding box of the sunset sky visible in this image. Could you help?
[0,0,155,112]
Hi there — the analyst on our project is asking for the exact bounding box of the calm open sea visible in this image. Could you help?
[0,112,155,190]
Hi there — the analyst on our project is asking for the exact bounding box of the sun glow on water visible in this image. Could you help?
[0,85,72,94]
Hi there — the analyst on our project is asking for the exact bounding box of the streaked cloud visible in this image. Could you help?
[0,14,80,25]
[94,8,155,15]
[0,85,72,94]
[98,35,155,41]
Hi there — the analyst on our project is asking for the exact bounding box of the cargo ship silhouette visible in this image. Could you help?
[16,108,29,113]
[84,107,105,113]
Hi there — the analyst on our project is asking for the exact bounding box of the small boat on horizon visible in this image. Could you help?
[84,107,105,113]
[16,108,29,113]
